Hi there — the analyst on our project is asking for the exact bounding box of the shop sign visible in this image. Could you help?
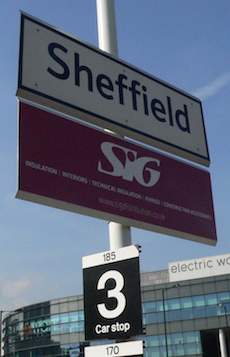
[169,253,230,282]
[17,102,217,245]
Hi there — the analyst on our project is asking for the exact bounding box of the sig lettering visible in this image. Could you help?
[98,142,160,187]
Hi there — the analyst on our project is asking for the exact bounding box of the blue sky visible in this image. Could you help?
[0,0,229,309]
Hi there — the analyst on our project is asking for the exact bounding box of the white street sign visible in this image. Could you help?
[17,13,210,166]
[85,341,143,357]
[83,246,142,340]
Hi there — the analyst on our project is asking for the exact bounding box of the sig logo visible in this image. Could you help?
[98,142,160,187]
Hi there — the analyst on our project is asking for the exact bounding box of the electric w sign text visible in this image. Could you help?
[18,15,210,166]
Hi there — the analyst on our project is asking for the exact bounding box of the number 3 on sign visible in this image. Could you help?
[97,270,126,319]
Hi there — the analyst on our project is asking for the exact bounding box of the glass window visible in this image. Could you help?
[169,332,183,345]
[193,306,205,319]
[167,310,182,322]
[218,291,230,303]
[68,322,76,333]
[192,295,205,307]
[51,315,60,325]
[60,323,69,334]
[51,324,60,334]
[59,313,69,324]
[156,301,163,312]
[158,346,167,357]
[145,336,157,347]
[166,298,181,311]
[184,342,201,355]
[180,297,193,309]
[158,335,166,347]
[171,344,184,356]
[145,347,161,357]
[183,331,200,344]
[180,308,194,320]
[143,301,157,313]
[143,312,164,324]
[78,310,84,320]
[205,293,217,305]
[143,301,164,313]
[206,305,218,317]
[69,311,79,322]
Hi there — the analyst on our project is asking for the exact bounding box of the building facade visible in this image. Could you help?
[3,269,230,357]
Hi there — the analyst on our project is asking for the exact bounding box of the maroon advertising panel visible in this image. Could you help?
[17,102,217,245]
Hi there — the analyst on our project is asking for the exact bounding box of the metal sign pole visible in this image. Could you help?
[96,0,118,55]
[96,0,131,249]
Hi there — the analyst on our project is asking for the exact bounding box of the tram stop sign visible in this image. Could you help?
[82,245,143,340]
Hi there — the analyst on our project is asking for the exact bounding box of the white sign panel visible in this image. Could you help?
[169,253,230,282]
[17,13,210,166]
[85,341,143,357]
[82,245,139,269]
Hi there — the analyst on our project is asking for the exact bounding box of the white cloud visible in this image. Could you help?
[3,278,31,298]
[0,277,32,309]
[0,274,67,310]
[193,72,230,100]
[0,275,48,310]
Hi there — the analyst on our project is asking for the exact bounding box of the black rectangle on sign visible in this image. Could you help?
[83,256,142,340]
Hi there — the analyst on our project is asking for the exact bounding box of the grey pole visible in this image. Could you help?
[96,0,131,249]
[96,0,118,55]
[219,328,228,357]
